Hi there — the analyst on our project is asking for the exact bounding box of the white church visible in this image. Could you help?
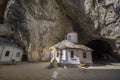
[50,32,93,66]
[0,38,24,62]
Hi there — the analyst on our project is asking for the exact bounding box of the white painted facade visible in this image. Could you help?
[50,32,93,66]
[79,51,93,64]
[50,49,93,65]
[67,32,78,43]
[0,45,24,62]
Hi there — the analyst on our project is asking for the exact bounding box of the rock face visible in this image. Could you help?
[5,0,75,61]
[84,0,120,51]
[1,0,120,61]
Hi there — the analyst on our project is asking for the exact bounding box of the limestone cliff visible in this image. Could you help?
[1,0,120,61]
[5,0,74,61]
[84,0,120,51]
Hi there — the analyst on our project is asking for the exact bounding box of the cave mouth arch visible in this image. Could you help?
[85,39,114,62]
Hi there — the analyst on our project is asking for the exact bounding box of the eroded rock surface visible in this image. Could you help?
[84,0,120,52]
[1,0,120,61]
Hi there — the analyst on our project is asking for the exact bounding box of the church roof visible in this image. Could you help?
[50,40,93,51]
[0,37,16,46]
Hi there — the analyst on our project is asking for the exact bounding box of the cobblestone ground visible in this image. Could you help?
[0,62,120,80]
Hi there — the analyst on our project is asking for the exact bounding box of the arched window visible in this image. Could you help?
[67,35,71,41]
[5,51,10,57]
[57,52,59,57]
[61,52,63,57]
[16,52,20,57]
[83,52,87,58]
[68,35,71,38]
[71,51,74,58]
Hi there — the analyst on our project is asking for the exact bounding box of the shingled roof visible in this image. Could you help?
[0,37,16,46]
[50,40,93,51]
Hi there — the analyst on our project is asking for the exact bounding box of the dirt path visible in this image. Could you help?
[0,62,54,80]
[0,62,120,80]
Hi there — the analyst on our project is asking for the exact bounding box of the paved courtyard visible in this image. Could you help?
[0,62,120,80]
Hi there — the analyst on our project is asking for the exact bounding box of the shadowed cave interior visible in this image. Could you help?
[85,39,118,62]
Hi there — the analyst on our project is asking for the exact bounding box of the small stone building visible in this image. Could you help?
[0,38,24,62]
[50,40,93,65]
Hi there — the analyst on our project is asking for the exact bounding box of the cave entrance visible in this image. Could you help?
[85,39,115,63]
